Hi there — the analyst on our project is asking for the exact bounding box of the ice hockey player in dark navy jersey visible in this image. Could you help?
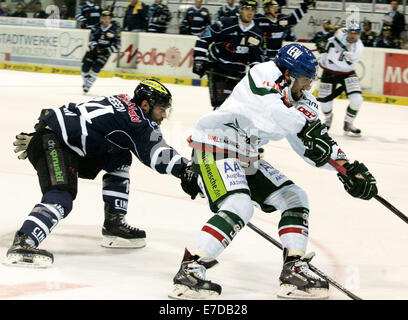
[254,0,312,60]
[180,0,211,35]
[147,0,172,33]
[76,0,102,29]
[4,79,202,268]
[215,0,238,21]
[81,10,121,93]
[193,0,263,110]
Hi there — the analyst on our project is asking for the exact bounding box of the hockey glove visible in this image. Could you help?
[13,132,34,160]
[303,0,316,8]
[298,120,333,167]
[193,60,207,78]
[97,47,110,56]
[180,163,203,200]
[337,161,378,200]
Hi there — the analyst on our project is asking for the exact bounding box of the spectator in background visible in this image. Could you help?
[147,0,172,33]
[76,0,102,29]
[215,0,238,21]
[179,0,210,36]
[11,2,28,17]
[123,0,149,32]
[383,0,405,40]
[310,19,334,53]
[254,0,312,60]
[60,3,75,20]
[375,25,401,48]
[360,19,377,47]
[33,1,48,19]
[0,3,11,16]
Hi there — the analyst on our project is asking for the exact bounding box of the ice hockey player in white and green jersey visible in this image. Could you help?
[318,22,365,136]
[168,43,378,300]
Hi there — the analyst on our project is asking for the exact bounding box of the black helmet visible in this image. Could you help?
[239,0,258,8]
[263,0,279,8]
[133,79,172,109]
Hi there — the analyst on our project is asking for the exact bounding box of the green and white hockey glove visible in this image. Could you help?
[13,132,34,160]
[337,161,378,200]
[298,120,333,167]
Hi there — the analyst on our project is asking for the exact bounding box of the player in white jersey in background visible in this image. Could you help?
[168,43,378,300]
[317,22,364,136]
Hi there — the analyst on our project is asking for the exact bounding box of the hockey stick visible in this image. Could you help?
[246,221,363,300]
[328,159,408,224]
[205,70,242,81]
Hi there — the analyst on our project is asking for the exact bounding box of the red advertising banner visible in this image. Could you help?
[384,52,408,97]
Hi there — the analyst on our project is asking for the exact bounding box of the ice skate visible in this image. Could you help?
[343,121,361,136]
[101,211,146,248]
[324,113,333,130]
[277,252,329,299]
[82,85,89,93]
[3,231,53,268]
[169,249,222,300]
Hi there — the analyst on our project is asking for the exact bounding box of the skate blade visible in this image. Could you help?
[3,253,53,268]
[343,131,362,137]
[101,235,146,249]
[168,284,220,300]
[277,284,329,300]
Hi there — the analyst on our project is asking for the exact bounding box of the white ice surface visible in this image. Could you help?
[0,70,407,300]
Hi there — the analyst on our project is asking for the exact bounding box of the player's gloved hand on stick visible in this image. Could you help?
[298,120,333,167]
[13,132,34,160]
[337,160,378,200]
[180,163,203,200]
[303,0,316,8]
[193,60,207,78]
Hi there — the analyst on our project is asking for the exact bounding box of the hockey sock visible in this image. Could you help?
[345,93,363,123]
[345,105,359,123]
[196,210,245,258]
[278,207,309,254]
[320,101,333,115]
[102,166,130,214]
[81,71,90,85]
[85,71,98,89]
[19,203,65,247]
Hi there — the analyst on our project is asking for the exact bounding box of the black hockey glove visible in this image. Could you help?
[13,132,35,160]
[337,161,378,200]
[97,47,110,56]
[298,120,333,167]
[303,0,316,8]
[193,60,207,78]
[180,163,203,200]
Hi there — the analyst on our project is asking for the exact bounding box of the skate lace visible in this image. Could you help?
[186,262,207,281]
[119,215,138,231]
[295,261,320,280]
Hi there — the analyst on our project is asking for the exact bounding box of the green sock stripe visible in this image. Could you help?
[346,106,358,115]
[207,210,245,241]
[207,215,235,241]
[279,216,306,229]
[219,210,245,228]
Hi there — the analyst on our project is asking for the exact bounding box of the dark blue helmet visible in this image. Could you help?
[274,44,318,79]
[346,21,361,33]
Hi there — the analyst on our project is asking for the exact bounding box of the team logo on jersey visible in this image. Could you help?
[248,37,260,46]
[279,20,288,26]
[106,32,115,38]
